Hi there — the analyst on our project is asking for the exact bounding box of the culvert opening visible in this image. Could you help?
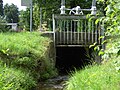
[56,47,94,74]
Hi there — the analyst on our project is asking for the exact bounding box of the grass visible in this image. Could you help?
[65,33,120,90]
[65,57,120,90]
[0,32,57,80]
[0,31,57,89]
[0,62,36,90]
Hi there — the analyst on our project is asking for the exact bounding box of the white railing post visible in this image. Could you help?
[52,14,56,46]
[91,0,97,15]
[60,0,66,14]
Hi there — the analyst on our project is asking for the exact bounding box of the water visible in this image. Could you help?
[36,75,68,90]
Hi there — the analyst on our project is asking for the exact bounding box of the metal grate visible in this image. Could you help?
[53,15,103,46]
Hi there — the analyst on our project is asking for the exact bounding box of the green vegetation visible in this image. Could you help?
[0,63,36,90]
[65,56,120,90]
[65,0,120,90]
[0,0,3,16]
[0,32,57,89]
[4,4,19,23]
[0,16,7,32]
[19,0,104,31]
[65,35,120,90]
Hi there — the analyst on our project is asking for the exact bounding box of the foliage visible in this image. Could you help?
[0,0,3,16]
[19,9,30,31]
[0,32,57,80]
[65,56,120,90]
[104,0,120,36]
[65,1,120,89]
[33,3,40,30]
[19,0,104,31]
[99,0,120,58]
[0,62,36,90]
[0,16,8,32]
[4,4,19,23]
[90,0,120,58]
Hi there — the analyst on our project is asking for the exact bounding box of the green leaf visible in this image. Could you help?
[102,40,107,44]
[95,19,100,25]
[99,36,104,40]
[98,50,105,56]
[117,49,120,56]
[89,42,97,48]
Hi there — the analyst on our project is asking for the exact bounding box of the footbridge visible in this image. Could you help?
[53,15,104,47]
[41,0,105,72]
[51,0,104,48]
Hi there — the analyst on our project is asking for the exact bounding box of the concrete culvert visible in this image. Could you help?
[55,47,94,74]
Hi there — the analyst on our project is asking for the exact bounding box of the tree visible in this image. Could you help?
[32,0,103,30]
[4,4,19,23]
[0,0,3,16]
[19,0,105,31]
[0,16,8,32]
[19,8,30,31]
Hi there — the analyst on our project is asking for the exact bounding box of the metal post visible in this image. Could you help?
[92,0,96,6]
[91,0,97,15]
[30,0,33,32]
[60,0,65,14]
[61,0,65,6]
[53,14,55,45]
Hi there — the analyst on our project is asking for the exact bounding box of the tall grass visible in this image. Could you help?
[0,61,36,90]
[65,56,120,90]
[0,32,57,80]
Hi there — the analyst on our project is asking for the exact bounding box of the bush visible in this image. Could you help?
[0,63,36,90]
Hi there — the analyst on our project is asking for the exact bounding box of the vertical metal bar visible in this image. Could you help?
[30,0,32,32]
[81,19,83,44]
[74,20,76,44]
[85,20,87,45]
[92,20,94,43]
[95,21,98,43]
[60,20,62,44]
[60,0,66,14]
[99,22,101,44]
[64,20,66,44]
[56,20,58,44]
[88,19,91,44]
[71,20,72,44]
[67,20,69,44]
[77,20,80,44]
[61,0,65,6]
[102,21,105,50]
[91,0,96,15]
[92,0,96,6]
[52,14,56,47]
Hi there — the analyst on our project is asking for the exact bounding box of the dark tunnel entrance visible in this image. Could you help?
[56,47,94,74]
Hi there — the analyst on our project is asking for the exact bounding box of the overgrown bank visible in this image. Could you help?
[65,56,120,90]
[0,32,57,89]
[65,35,120,90]
[65,0,120,90]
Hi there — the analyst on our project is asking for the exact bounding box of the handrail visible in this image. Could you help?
[53,14,103,45]
[60,0,97,15]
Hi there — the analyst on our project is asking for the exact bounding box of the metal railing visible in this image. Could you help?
[53,15,104,46]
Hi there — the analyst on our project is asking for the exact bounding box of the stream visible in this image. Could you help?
[36,75,69,90]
